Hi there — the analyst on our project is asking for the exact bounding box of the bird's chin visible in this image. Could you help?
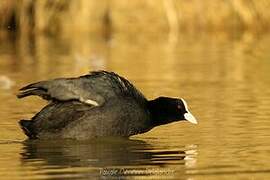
[184,112,198,124]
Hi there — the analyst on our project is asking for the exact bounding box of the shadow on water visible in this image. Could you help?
[19,138,197,179]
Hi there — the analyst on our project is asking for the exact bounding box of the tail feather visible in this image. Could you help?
[19,120,37,139]
[19,81,46,91]
[17,89,48,99]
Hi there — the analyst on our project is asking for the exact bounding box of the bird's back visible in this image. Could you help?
[18,71,147,107]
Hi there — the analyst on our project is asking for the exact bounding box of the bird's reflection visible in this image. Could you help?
[20,138,197,179]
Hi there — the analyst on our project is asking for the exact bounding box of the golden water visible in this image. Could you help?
[0,33,270,179]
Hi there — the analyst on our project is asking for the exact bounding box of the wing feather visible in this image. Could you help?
[17,71,146,106]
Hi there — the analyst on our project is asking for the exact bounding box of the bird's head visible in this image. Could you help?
[148,97,198,126]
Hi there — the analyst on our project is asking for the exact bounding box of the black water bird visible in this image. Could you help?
[17,71,197,140]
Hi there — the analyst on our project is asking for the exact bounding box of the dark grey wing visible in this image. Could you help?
[17,71,147,106]
[17,76,106,106]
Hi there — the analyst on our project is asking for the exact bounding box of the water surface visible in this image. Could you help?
[0,33,270,179]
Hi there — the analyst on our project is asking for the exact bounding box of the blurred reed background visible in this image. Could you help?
[1,0,270,83]
[1,0,270,39]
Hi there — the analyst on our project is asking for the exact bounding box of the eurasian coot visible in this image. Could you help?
[18,71,197,140]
